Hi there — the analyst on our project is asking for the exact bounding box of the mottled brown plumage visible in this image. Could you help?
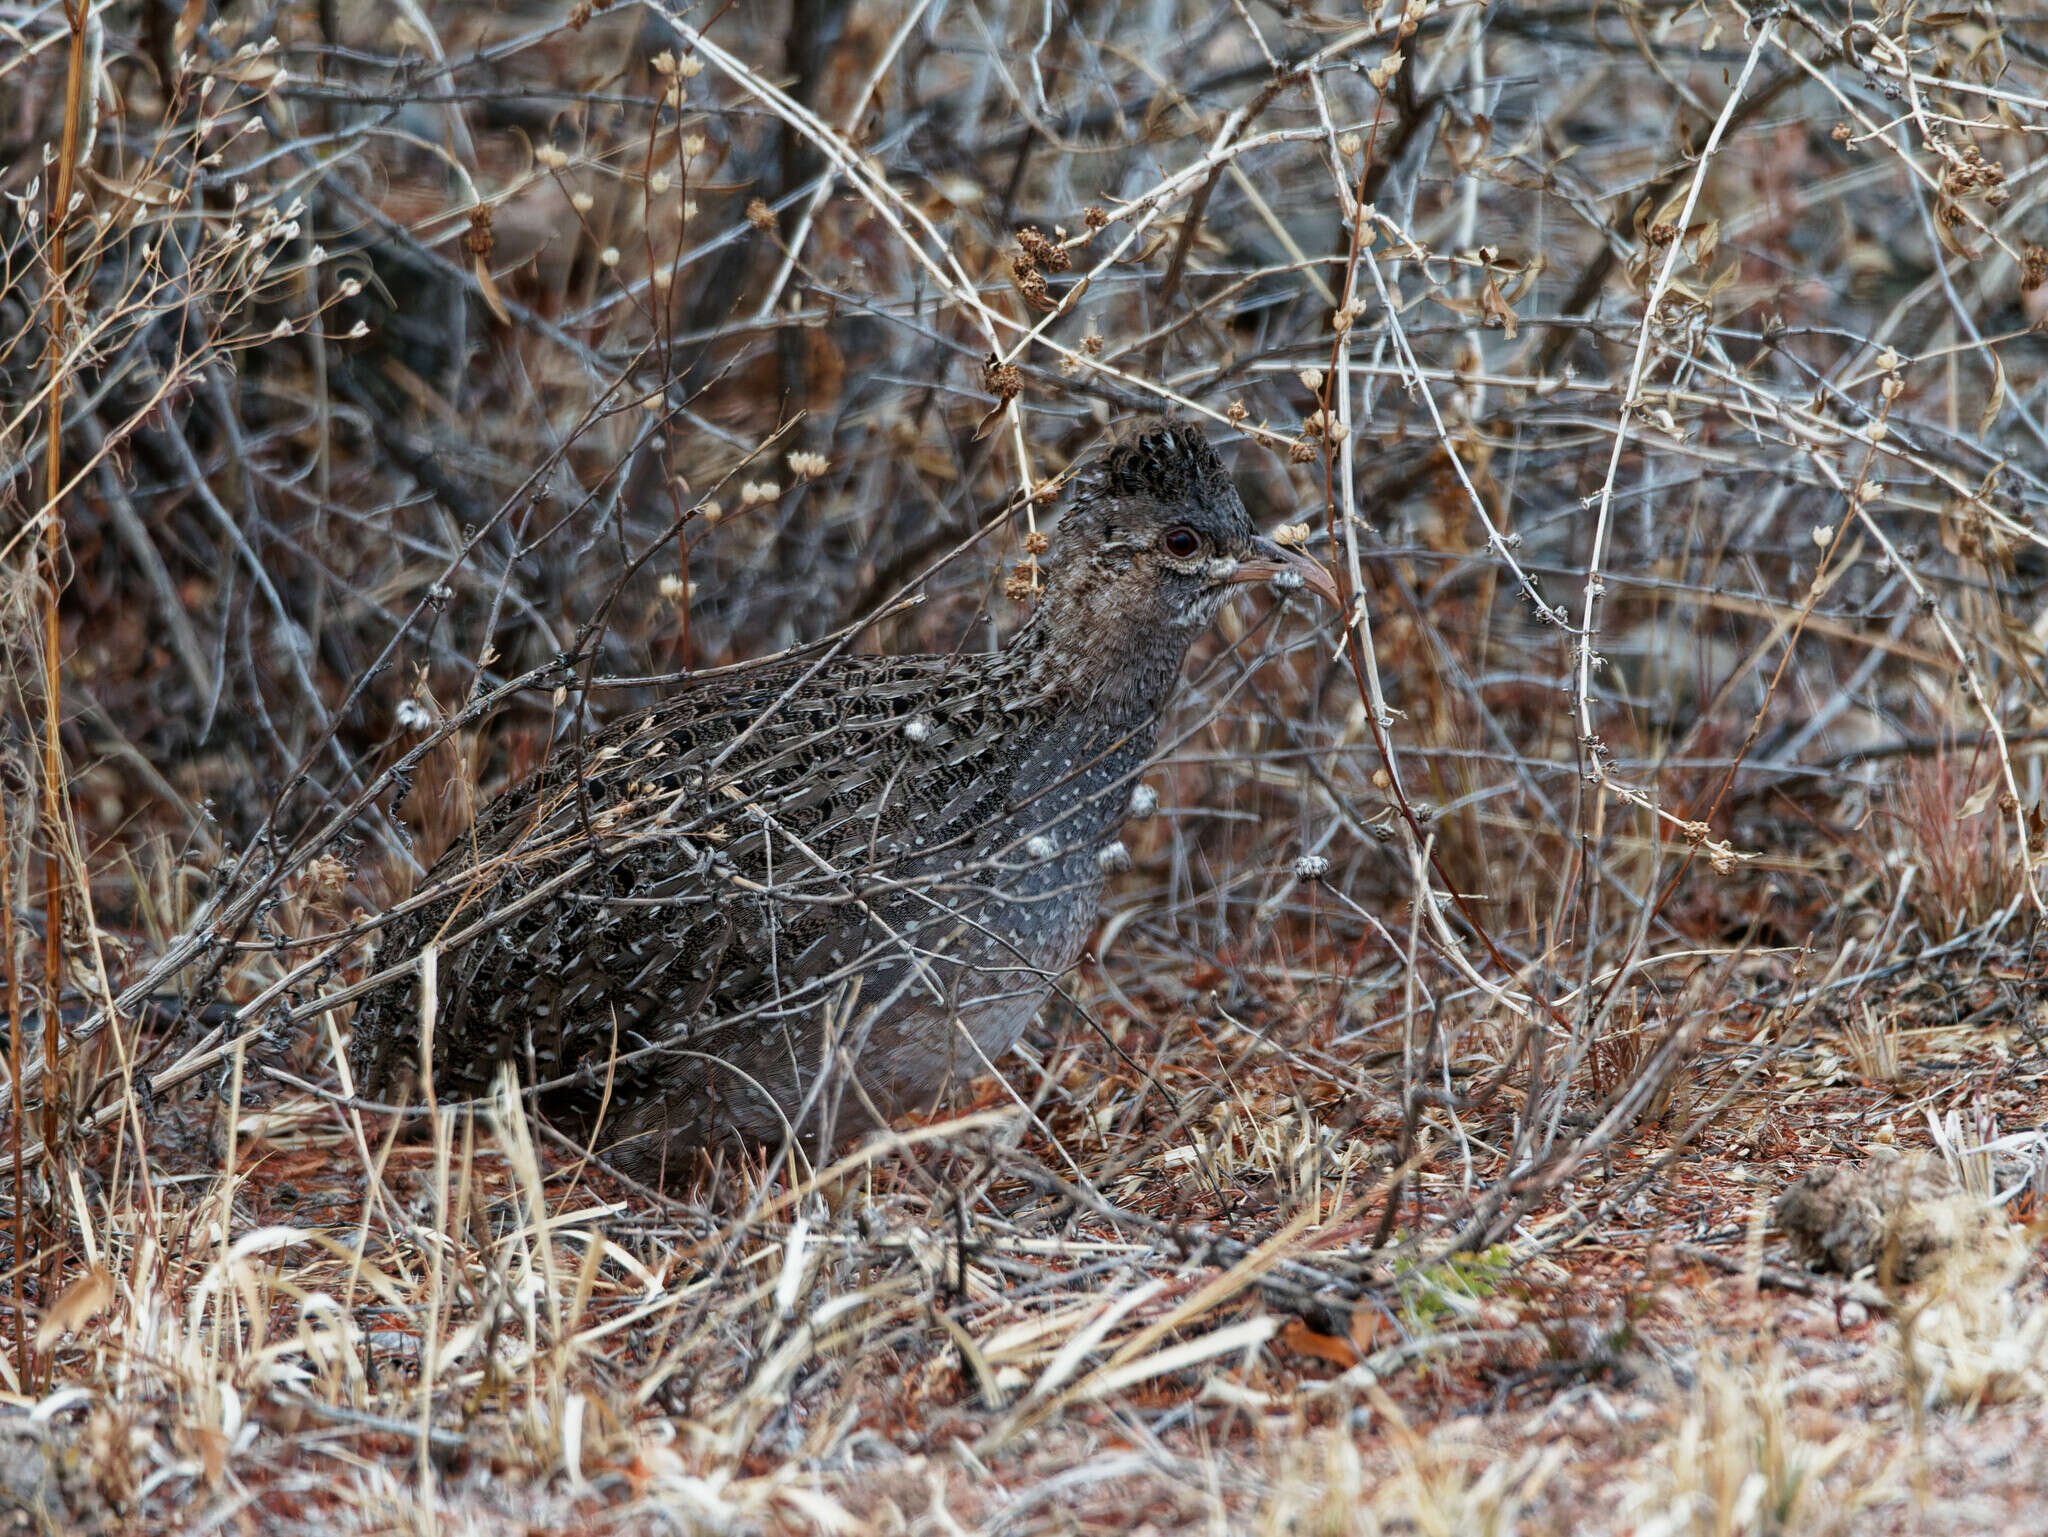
[348,418,1336,1180]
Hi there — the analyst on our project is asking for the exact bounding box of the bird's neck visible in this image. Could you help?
[1000,581,1190,731]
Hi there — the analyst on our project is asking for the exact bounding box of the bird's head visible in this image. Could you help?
[1014,417,1340,710]
[1075,416,1340,626]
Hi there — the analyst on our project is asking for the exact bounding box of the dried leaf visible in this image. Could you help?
[214,53,281,88]
[1501,251,1545,302]
[1978,349,2007,438]
[1933,204,1981,261]
[173,0,206,59]
[36,1266,112,1349]
[1278,1316,1360,1367]
[85,168,179,210]
[971,402,1008,441]
[474,253,511,325]
[1350,1305,1383,1356]
[1693,215,1720,269]
[195,1425,227,1488]
[1479,269,1519,338]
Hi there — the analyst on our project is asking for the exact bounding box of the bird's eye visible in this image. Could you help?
[1161,525,1203,559]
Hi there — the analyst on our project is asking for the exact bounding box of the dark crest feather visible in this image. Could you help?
[1093,415,1231,504]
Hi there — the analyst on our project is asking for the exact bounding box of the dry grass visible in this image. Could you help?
[2,0,2047,1531]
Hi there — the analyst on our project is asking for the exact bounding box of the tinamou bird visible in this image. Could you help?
[348,417,1339,1181]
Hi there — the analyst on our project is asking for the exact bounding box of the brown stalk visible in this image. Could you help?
[1,795,24,1385]
[29,0,91,1379]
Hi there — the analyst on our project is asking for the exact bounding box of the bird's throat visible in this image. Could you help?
[1003,579,1197,729]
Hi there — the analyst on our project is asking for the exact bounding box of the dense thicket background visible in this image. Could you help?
[1,1,2046,1531]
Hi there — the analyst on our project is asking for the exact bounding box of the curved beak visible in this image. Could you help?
[1231,536,1342,608]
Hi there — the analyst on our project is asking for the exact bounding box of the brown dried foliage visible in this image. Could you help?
[0,1,2045,1531]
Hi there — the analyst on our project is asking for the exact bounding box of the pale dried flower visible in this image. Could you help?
[786,450,829,478]
[301,852,351,903]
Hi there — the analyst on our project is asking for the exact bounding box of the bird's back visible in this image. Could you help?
[348,648,1147,1163]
